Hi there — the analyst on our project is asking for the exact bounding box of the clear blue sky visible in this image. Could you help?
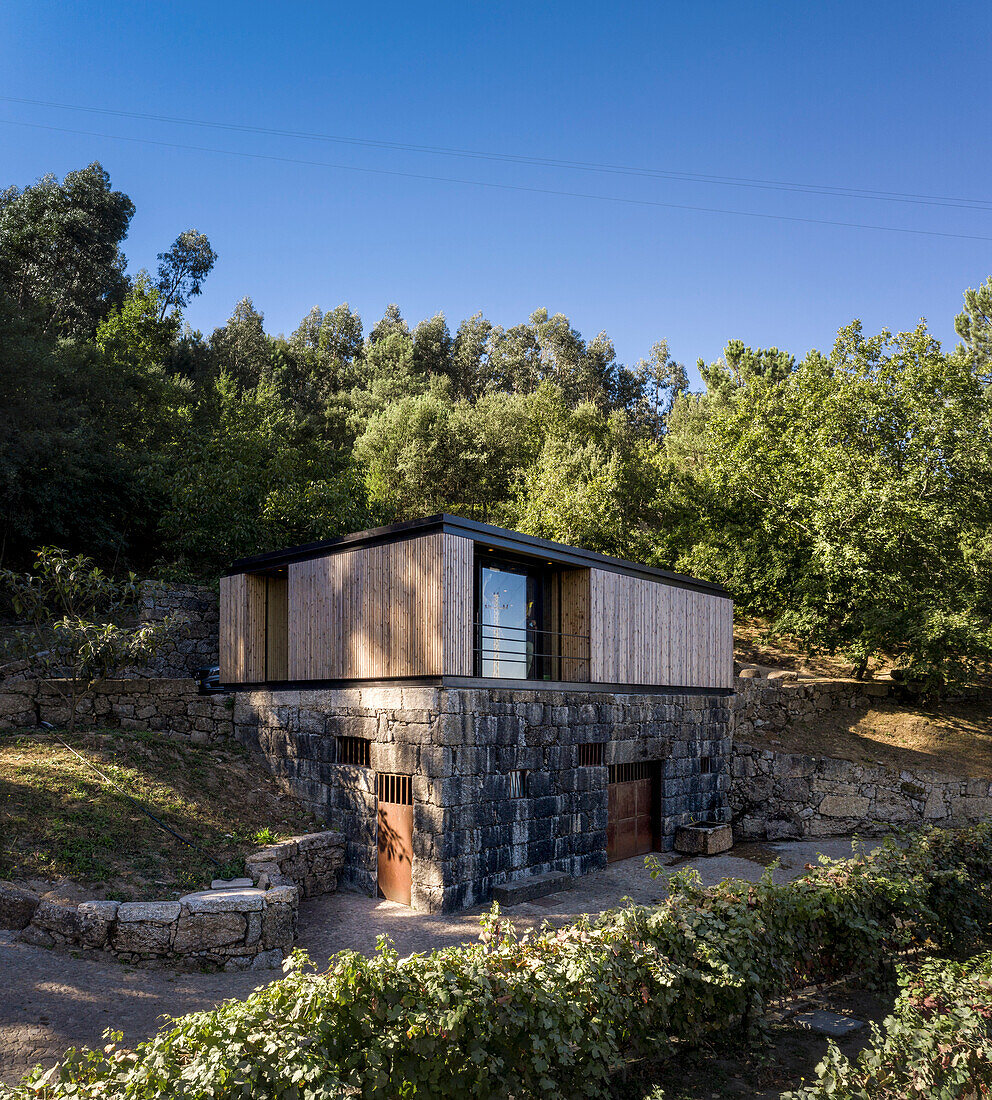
[3,1,990,385]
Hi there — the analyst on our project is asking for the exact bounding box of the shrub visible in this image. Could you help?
[8,825,992,1100]
[784,951,992,1099]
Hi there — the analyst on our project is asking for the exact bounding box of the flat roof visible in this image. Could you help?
[224,514,731,597]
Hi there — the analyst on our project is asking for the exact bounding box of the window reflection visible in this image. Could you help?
[479,564,544,678]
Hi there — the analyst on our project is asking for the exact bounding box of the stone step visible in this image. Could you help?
[492,870,572,907]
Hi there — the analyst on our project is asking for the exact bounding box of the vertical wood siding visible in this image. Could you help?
[589,568,733,688]
[265,576,289,680]
[560,568,591,682]
[287,532,464,680]
[219,572,266,682]
[441,534,474,676]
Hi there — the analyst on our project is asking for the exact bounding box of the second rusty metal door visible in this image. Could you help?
[377,772,413,905]
[607,762,656,862]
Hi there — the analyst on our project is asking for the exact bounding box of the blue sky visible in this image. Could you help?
[2,1,990,385]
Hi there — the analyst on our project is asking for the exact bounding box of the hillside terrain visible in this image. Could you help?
[0,728,320,901]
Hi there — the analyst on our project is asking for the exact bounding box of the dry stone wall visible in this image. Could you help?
[0,676,233,740]
[133,580,220,679]
[245,830,345,896]
[6,831,344,968]
[18,886,297,970]
[730,740,992,840]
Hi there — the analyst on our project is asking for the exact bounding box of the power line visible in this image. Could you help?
[4,116,991,244]
[2,94,991,213]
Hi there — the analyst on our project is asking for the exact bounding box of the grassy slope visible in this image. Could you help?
[0,728,321,900]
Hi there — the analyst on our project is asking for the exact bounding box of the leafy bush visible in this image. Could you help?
[784,951,992,1099]
[8,826,992,1100]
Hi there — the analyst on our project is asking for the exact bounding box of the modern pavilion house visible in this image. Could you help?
[221,516,734,912]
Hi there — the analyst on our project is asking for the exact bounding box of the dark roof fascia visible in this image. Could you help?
[223,514,730,598]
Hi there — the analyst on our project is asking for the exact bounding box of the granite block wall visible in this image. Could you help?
[233,686,732,913]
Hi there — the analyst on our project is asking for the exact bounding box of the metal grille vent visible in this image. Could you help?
[377,773,412,806]
[608,761,653,784]
[578,743,604,767]
[700,755,714,774]
[338,737,370,767]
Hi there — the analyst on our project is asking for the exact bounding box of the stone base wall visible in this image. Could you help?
[234,686,732,913]
[18,886,297,970]
[0,677,232,740]
[730,741,992,840]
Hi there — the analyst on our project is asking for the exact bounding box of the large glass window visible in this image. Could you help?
[476,559,545,679]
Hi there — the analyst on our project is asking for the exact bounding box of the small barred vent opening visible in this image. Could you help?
[700,755,714,774]
[338,736,370,767]
[608,761,653,784]
[377,772,412,806]
[509,770,528,798]
[578,743,604,767]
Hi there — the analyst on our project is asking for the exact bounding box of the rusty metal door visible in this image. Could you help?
[607,762,656,862]
[377,772,413,905]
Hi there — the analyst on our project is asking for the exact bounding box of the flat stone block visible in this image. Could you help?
[492,870,573,907]
[181,888,267,913]
[211,878,254,890]
[116,901,182,924]
[793,1010,865,1038]
[674,823,733,856]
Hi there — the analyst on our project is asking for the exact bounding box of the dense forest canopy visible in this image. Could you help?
[2,163,991,689]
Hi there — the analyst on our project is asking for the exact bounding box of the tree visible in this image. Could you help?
[368,303,408,345]
[412,313,454,378]
[210,298,271,388]
[955,274,992,380]
[681,320,992,691]
[0,548,175,731]
[155,229,217,318]
[0,162,134,338]
[354,381,536,520]
[451,312,492,398]
[158,377,371,574]
[632,340,689,439]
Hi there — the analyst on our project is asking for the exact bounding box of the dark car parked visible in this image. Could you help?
[195,665,227,695]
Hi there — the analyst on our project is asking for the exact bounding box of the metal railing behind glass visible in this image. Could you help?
[473,620,590,681]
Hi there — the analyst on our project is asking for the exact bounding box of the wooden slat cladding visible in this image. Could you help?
[265,575,289,680]
[441,533,473,676]
[590,568,733,689]
[288,532,463,680]
[560,568,591,682]
[219,573,266,682]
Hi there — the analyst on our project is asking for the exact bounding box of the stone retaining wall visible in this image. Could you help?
[5,831,344,969]
[134,581,219,679]
[18,886,297,970]
[0,677,232,740]
[245,831,345,897]
[730,740,992,840]
[234,685,733,912]
[732,675,892,742]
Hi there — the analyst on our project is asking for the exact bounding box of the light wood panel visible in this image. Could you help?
[560,568,591,682]
[288,533,455,680]
[441,534,473,676]
[219,572,266,683]
[589,568,732,689]
[265,576,289,680]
